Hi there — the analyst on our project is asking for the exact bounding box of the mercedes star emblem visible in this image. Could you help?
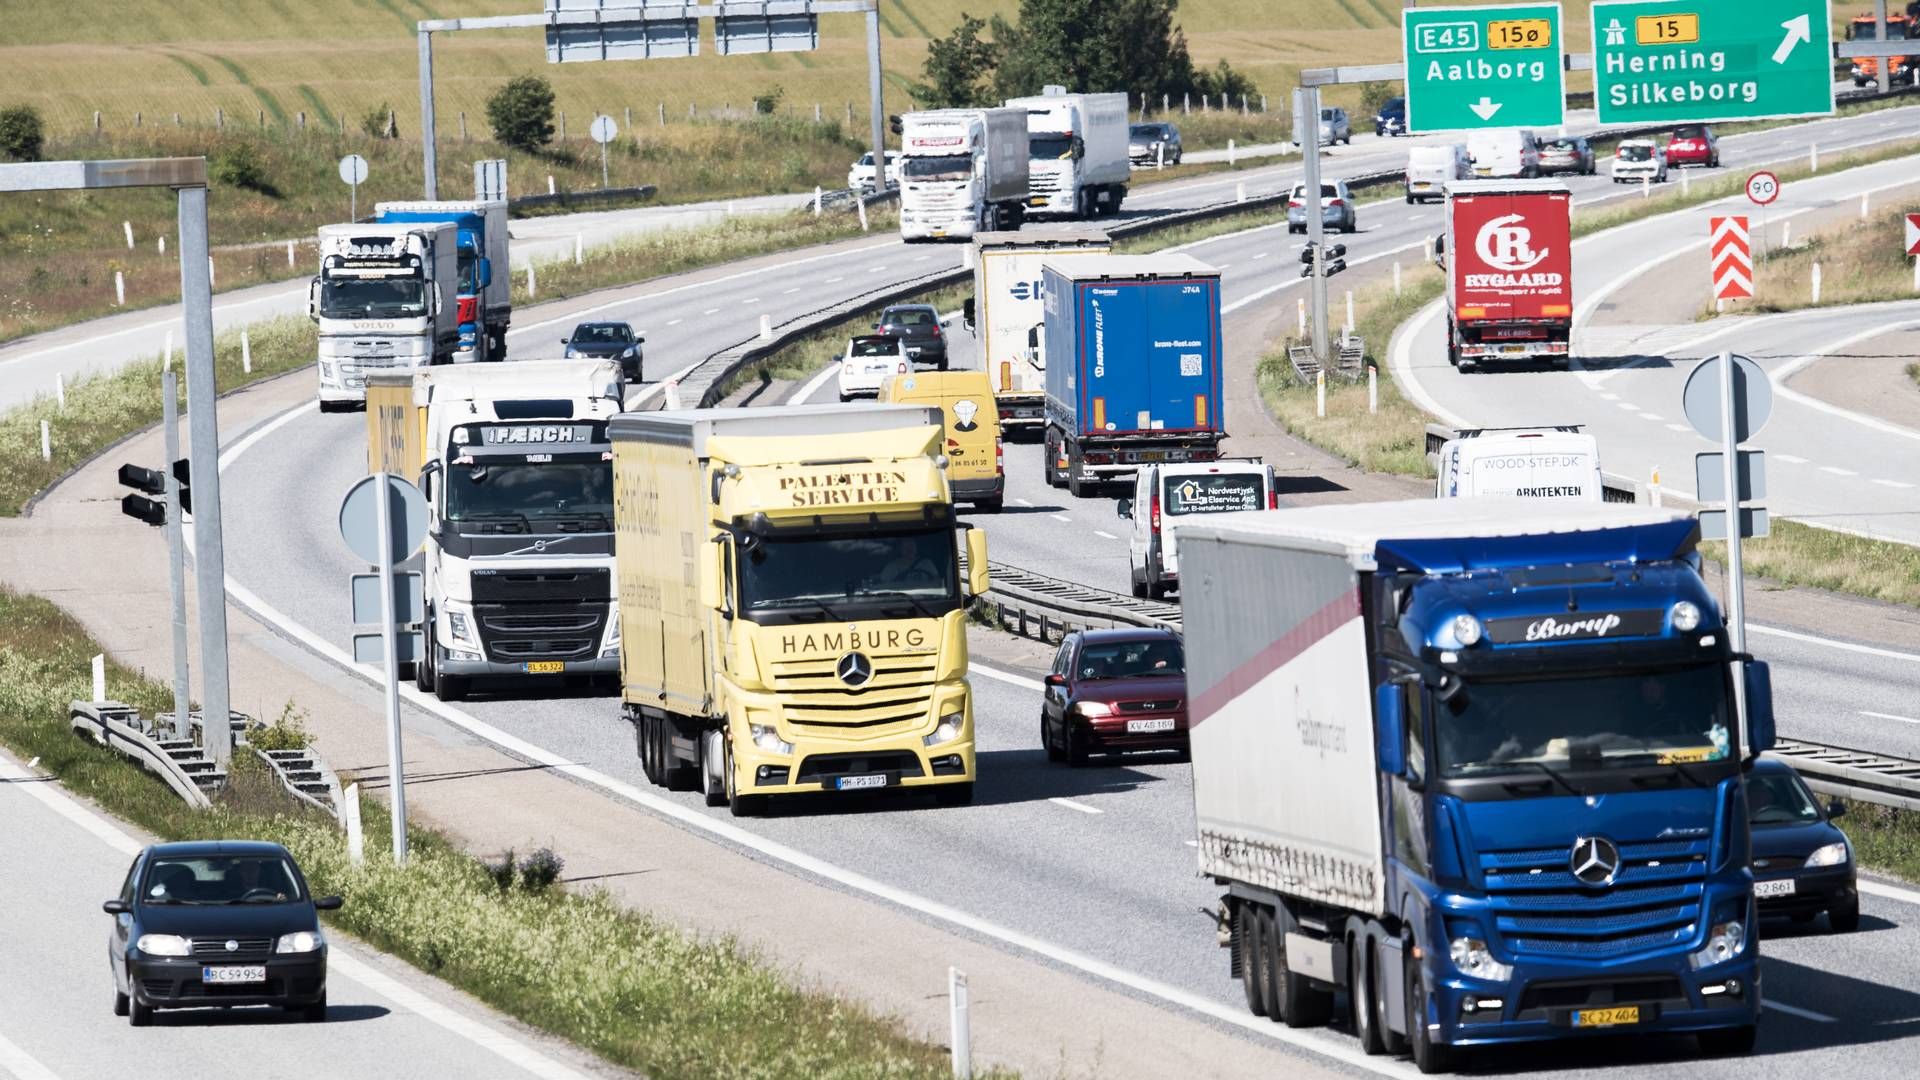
[835,651,874,688]
[1569,836,1622,887]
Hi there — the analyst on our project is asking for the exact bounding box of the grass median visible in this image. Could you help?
[1703,522,1920,610]
[0,584,1008,1079]
[1709,203,1920,315]
[712,281,971,403]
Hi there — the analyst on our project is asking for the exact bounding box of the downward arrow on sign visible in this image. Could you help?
[1772,14,1811,65]
[1469,97,1502,121]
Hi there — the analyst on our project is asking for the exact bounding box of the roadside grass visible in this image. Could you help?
[1909,362,1919,387]
[1705,204,1920,315]
[1114,203,1289,254]
[1703,521,1920,610]
[0,316,315,517]
[1841,799,1920,885]
[0,584,1008,1080]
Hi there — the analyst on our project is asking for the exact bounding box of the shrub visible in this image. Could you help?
[752,85,785,116]
[1360,81,1402,118]
[249,701,314,752]
[360,103,398,140]
[0,104,44,162]
[209,141,274,194]
[487,848,518,892]
[517,847,565,892]
[486,75,556,152]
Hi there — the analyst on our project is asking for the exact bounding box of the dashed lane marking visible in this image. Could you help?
[1819,466,1858,476]
[1763,1000,1837,1024]
[1094,530,1118,540]
[1861,710,1920,724]
[1049,797,1104,815]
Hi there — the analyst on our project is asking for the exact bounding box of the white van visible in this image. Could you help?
[1435,427,1602,502]
[1405,144,1470,203]
[1119,460,1276,598]
[1466,129,1540,179]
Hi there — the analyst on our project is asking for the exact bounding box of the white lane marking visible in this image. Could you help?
[1616,402,1640,411]
[1819,466,1858,476]
[782,287,800,294]
[1861,710,1920,724]
[0,1027,60,1080]
[1094,530,1118,540]
[790,362,842,406]
[1780,377,1920,445]
[0,286,304,375]
[1598,392,1620,401]
[701,307,720,315]
[1747,623,1920,664]
[1768,315,1920,386]
[1251,252,1269,260]
[0,753,583,1079]
[1873,479,1915,488]
[1775,454,1810,464]
[1049,797,1104,815]
[1763,999,1837,1024]
[971,663,1045,692]
[1388,299,1468,428]
[1665,423,1691,433]
[741,297,761,305]
[665,318,683,326]
[1215,262,1233,270]
[1184,839,1199,848]
[825,276,844,284]
[869,265,889,273]
[1861,877,1920,908]
[913,255,933,262]
[1013,497,1033,507]
[1051,514,1072,523]
[1637,412,1663,421]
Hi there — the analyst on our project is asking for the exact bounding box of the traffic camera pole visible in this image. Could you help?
[418,29,438,199]
[162,370,191,742]
[1296,86,1331,366]
[1876,0,1892,97]
[374,472,410,866]
[177,185,232,765]
[1717,352,1749,726]
[865,5,888,196]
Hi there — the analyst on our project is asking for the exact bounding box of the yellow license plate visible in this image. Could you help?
[1574,1006,1641,1028]
[524,661,565,674]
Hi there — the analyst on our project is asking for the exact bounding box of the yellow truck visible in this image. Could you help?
[611,403,991,815]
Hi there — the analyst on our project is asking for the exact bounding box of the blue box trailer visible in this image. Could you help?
[374,200,511,363]
[1040,255,1225,496]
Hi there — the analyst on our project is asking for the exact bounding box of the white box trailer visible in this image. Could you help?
[1435,426,1602,502]
[970,227,1111,432]
[1005,89,1131,218]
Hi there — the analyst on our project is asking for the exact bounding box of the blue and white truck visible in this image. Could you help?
[374,200,511,363]
[1180,499,1770,1072]
[1040,254,1225,496]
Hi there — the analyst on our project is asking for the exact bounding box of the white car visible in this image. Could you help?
[837,334,907,401]
[1612,139,1668,184]
[847,151,900,193]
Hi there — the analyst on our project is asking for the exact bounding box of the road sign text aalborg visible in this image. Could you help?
[1402,3,1566,133]
[1711,216,1752,300]
[1591,1,1836,124]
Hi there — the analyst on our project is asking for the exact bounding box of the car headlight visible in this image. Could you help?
[1074,701,1113,718]
[1448,936,1512,982]
[1805,841,1849,868]
[276,930,325,954]
[924,711,965,747]
[1691,919,1746,969]
[750,724,794,755]
[621,346,636,359]
[447,608,479,648]
[136,933,192,957]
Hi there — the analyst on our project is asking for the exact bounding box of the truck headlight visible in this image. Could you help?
[1671,601,1701,632]
[136,933,192,957]
[750,724,794,755]
[1448,936,1512,982]
[1805,841,1849,868]
[1449,614,1483,646]
[447,608,479,648]
[601,609,621,658]
[1691,919,1746,969]
[319,361,336,382]
[924,711,965,747]
[276,930,325,954]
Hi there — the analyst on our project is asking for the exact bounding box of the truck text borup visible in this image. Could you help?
[1042,255,1225,497]
[612,405,991,816]
[1181,499,1771,1072]
[1442,180,1572,373]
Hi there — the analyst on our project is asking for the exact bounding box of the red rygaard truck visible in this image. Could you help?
[1442,179,1573,372]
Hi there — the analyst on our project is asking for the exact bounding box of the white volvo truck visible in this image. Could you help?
[898,107,1030,241]
[311,222,459,411]
[365,359,625,701]
[1005,88,1131,218]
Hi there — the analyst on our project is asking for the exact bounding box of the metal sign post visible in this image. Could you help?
[162,371,190,741]
[589,115,617,188]
[1295,86,1330,367]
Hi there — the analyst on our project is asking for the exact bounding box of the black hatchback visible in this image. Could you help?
[1748,760,1859,932]
[563,321,645,381]
[105,840,342,1025]
[874,304,948,370]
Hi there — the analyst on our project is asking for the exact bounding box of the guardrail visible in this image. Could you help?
[255,744,345,819]
[70,701,221,809]
[508,184,658,215]
[1770,739,1920,813]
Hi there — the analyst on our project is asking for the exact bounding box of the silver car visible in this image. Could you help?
[1128,122,1183,165]
[1318,107,1351,146]
[1287,181,1357,234]
[1538,135,1596,176]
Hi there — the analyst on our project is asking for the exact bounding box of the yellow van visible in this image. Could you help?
[882,370,1004,512]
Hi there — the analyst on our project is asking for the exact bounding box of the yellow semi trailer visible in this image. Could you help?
[611,404,991,815]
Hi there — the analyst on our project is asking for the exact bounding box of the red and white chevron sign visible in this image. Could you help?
[1710,216,1752,301]
[1906,212,1920,256]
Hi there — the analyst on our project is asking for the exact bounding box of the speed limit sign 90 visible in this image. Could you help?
[1746,171,1780,207]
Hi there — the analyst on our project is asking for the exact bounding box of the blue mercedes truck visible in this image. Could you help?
[1179,499,1770,1072]
[1039,254,1225,497]
[374,200,510,363]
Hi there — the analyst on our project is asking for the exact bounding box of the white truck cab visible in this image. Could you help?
[1118,460,1276,598]
[1434,426,1602,501]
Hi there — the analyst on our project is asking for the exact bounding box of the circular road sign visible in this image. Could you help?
[338,474,428,567]
[1682,354,1772,444]
[338,153,369,186]
[589,115,619,145]
[1745,170,1780,207]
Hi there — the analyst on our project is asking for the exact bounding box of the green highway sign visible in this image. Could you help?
[1591,0,1835,124]
[1402,3,1567,133]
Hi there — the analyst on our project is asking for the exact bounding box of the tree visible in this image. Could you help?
[486,75,556,153]
[910,14,1001,108]
[0,104,45,162]
[985,0,1253,108]
[1194,60,1259,106]
[360,103,399,140]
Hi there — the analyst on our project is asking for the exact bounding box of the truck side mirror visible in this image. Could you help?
[1116,498,1133,519]
[964,527,990,600]
[699,538,730,618]
[307,278,320,321]
[962,296,976,332]
[1743,661,1775,757]
[1374,682,1406,778]
[478,259,492,288]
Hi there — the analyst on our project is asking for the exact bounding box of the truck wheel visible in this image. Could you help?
[416,621,438,693]
[1264,906,1334,1028]
[662,719,700,792]
[724,746,767,817]
[1697,1025,1757,1056]
[1352,937,1385,1055]
[638,714,658,783]
[1405,964,1455,1074]
[1042,431,1064,488]
[1239,903,1269,1017]
[435,673,469,703]
[1066,472,1087,499]
[701,730,728,807]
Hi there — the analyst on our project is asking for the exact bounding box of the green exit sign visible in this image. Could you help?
[1591,0,1836,124]
[1403,3,1567,133]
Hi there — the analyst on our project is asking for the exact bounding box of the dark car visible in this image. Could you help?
[1129,122,1183,165]
[874,304,947,370]
[1748,760,1858,932]
[562,321,645,382]
[104,840,342,1026]
[1374,96,1406,137]
[1041,628,1188,765]
[1538,135,1596,176]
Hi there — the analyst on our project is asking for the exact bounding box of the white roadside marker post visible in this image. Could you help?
[1393,260,1402,297]
[759,314,773,341]
[1367,364,1377,414]
[286,239,295,267]
[114,271,125,306]
[527,261,536,300]
[574,233,583,265]
[857,196,869,232]
[949,968,971,1080]
[344,783,365,865]
[123,220,134,249]
[1811,261,1822,305]
[91,654,106,703]
[241,329,252,374]
[163,329,174,371]
[1228,138,1235,166]
[1236,181,1245,203]
[1316,370,1326,418]
[1860,192,1869,219]
[1297,297,1306,337]
[1345,290,1354,335]
[40,420,52,462]
[1781,221,1791,249]
[813,186,822,216]
[1681,169,1689,196]
[1651,465,1662,507]
[54,373,65,410]
[1809,143,1818,171]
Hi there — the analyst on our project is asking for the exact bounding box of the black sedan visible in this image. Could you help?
[562,321,645,381]
[105,840,342,1025]
[874,304,947,370]
[1749,760,1858,932]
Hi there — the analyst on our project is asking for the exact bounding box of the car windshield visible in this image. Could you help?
[850,338,899,357]
[445,460,613,528]
[144,855,304,905]
[1163,473,1263,515]
[739,527,961,620]
[1673,126,1707,140]
[319,278,426,319]
[571,324,630,344]
[1130,125,1169,139]
[1749,772,1822,826]
[1620,144,1655,161]
[1383,98,1405,113]
[1436,665,1732,779]
[1030,135,1075,159]
[903,154,971,181]
[1545,138,1578,150]
[885,308,936,327]
[1294,184,1340,199]
[1077,638,1184,679]
[1321,108,1340,121]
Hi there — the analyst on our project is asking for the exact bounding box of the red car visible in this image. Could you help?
[1665,125,1720,168]
[1040,628,1188,765]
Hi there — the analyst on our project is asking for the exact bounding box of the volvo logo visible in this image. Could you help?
[835,651,874,688]
[225,939,239,952]
[1569,836,1622,887]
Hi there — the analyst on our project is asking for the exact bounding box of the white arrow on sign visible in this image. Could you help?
[1469,97,1502,121]
[1906,212,1920,256]
[1771,14,1811,65]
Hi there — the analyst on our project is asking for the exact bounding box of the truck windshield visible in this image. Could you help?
[1029,135,1075,159]
[739,527,960,621]
[320,278,426,319]
[457,253,479,294]
[903,155,972,181]
[445,459,613,529]
[1435,665,1732,779]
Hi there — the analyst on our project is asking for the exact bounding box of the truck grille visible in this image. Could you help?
[1030,174,1064,195]
[1481,839,1707,959]
[769,654,937,733]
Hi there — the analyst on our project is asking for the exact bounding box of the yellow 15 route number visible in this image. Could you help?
[1488,17,1553,50]
[1635,12,1700,45]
